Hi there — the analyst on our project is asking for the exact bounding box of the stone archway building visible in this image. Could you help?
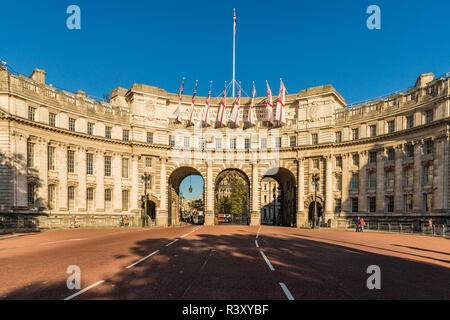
[0,67,449,229]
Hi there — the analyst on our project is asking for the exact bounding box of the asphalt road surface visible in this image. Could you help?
[0,225,448,300]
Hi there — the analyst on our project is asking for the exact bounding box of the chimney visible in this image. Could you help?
[30,68,46,84]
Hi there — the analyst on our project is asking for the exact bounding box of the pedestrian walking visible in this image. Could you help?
[355,217,361,232]
[360,218,365,232]
[124,215,129,227]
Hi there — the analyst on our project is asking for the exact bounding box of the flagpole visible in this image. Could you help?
[232,8,236,98]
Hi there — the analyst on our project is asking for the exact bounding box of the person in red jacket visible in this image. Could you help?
[360,218,366,232]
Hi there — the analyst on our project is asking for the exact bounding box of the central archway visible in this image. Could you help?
[214,169,251,225]
[168,167,204,226]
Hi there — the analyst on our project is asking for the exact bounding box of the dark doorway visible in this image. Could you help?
[308,201,323,222]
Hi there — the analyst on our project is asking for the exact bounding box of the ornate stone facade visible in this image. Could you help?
[0,67,449,229]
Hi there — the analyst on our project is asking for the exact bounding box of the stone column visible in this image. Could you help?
[76,147,86,212]
[156,157,168,226]
[433,137,446,212]
[58,143,68,211]
[358,151,367,214]
[204,161,215,226]
[296,157,306,227]
[341,154,350,216]
[250,162,260,226]
[36,138,48,210]
[376,149,385,214]
[324,155,333,222]
[394,145,403,214]
[113,153,122,213]
[413,141,423,213]
[95,151,104,212]
[130,155,139,213]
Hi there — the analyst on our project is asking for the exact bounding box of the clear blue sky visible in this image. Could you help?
[1,0,449,104]
[180,176,204,200]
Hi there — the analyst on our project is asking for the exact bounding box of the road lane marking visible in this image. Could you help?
[260,251,275,271]
[279,283,294,300]
[255,240,259,248]
[40,238,88,246]
[63,280,105,300]
[125,250,160,269]
[256,226,261,238]
[165,238,179,247]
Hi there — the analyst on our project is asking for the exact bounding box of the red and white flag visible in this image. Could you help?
[202,81,212,125]
[173,78,184,121]
[188,80,198,124]
[266,81,273,124]
[275,79,286,124]
[217,82,227,126]
[229,83,241,126]
[248,81,257,125]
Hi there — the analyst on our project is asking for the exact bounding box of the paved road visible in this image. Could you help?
[0,225,448,300]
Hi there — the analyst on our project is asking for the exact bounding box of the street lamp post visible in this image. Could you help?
[312,174,320,229]
[141,173,151,227]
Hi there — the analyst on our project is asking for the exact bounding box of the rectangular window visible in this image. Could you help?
[69,118,76,131]
[368,197,376,213]
[311,133,318,145]
[86,153,94,175]
[368,172,376,189]
[68,186,75,211]
[386,196,394,213]
[105,189,112,210]
[87,123,94,135]
[403,167,413,186]
[122,158,129,178]
[122,190,129,211]
[352,128,359,140]
[387,148,395,161]
[28,106,36,121]
[335,131,342,143]
[104,156,112,177]
[275,137,282,148]
[87,188,94,211]
[105,126,112,139]
[351,198,358,213]
[370,125,377,137]
[335,175,342,191]
[406,115,414,129]
[290,136,297,147]
[350,174,359,189]
[369,151,377,164]
[184,136,190,148]
[313,159,319,169]
[423,165,433,185]
[169,135,175,146]
[335,199,342,213]
[424,193,432,212]
[404,194,413,213]
[387,120,395,133]
[147,132,153,144]
[27,142,34,168]
[67,150,75,173]
[245,138,251,150]
[352,154,359,167]
[27,183,35,209]
[49,113,56,127]
[230,138,236,149]
[260,138,267,149]
[405,145,414,158]
[48,146,56,170]
[123,129,129,141]
[385,170,394,188]
[145,175,152,191]
[424,140,433,155]
[335,156,342,168]
[48,184,55,210]
[145,157,152,168]
[215,138,222,149]
[425,109,433,124]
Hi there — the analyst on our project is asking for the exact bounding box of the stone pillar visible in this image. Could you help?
[394,145,403,214]
[131,155,139,213]
[76,147,86,212]
[358,152,367,214]
[250,162,260,226]
[36,138,48,210]
[413,141,423,213]
[204,161,215,226]
[324,155,333,222]
[58,144,68,211]
[156,157,168,226]
[376,149,385,214]
[341,154,350,216]
[433,137,445,212]
[95,151,104,212]
[296,157,306,227]
[113,153,122,213]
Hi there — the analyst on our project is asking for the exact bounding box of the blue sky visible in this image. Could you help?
[1,0,449,104]
[180,176,204,200]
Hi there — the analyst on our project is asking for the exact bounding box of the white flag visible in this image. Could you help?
[275,79,286,124]
[229,84,241,126]
[217,82,227,126]
[248,82,257,125]
[188,80,198,124]
[202,81,212,125]
[173,78,184,121]
[266,81,273,124]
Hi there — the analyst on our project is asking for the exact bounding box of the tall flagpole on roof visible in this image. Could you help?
[232,8,236,98]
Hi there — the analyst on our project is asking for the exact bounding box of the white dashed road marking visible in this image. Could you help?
[279,283,294,300]
[260,251,275,271]
[125,250,160,269]
[63,280,105,300]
